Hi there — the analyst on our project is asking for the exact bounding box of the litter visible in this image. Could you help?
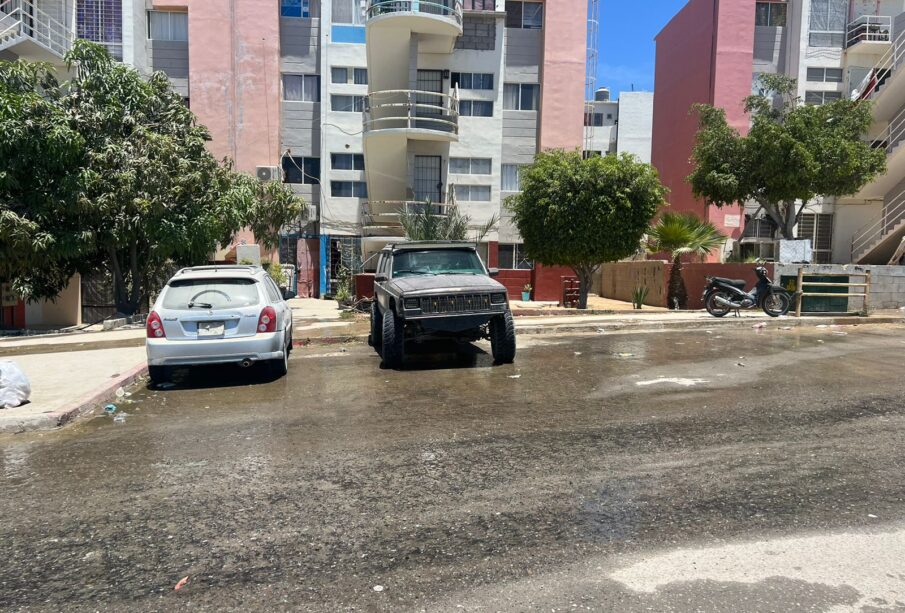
[752,323,767,329]
[816,325,828,328]
[115,387,125,398]
[104,404,117,415]
[372,585,385,592]
[174,576,189,591]
[780,326,793,330]
[737,362,746,367]
[113,413,128,424]
[596,328,605,334]
[636,377,708,387]
[508,374,522,379]
[616,352,635,358]
[0,361,31,409]
[868,514,878,519]
[833,331,848,336]
[574,352,582,356]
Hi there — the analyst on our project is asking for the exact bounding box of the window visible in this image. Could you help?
[505,1,542,28]
[451,72,494,90]
[804,90,843,105]
[501,164,521,191]
[584,112,605,127]
[331,94,366,112]
[163,279,260,310]
[331,181,368,197]
[809,0,847,47]
[331,67,368,84]
[503,83,539,110]
[332,0,365,24]
[282,156,320,184]
[463,0,495,10]
[283,75,320,102]
[331,153,365,170]
[797,213,834,263]
[755,2,787,27]
[498,244,533,270]
[806,67,844,83]
[281,0,311,18]
[450,158,492,175]
[454,185,491,201]
[459,100,494,117]
[148,11,188,41]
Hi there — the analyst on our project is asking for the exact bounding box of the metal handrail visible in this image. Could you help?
[363,88,460,135]
[846,14,892,47]
[886,102,905,155]
[854,27,905,99]
[366,0,464,24]
[851,187,905,257]
[0,0,73,58]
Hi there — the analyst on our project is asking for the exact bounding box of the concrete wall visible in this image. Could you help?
[775,263,905,310]
[503,28,541,81]
[599,262,668,307]
[23,274,81,328]
[538,0,585,150]
[616,91,653,163]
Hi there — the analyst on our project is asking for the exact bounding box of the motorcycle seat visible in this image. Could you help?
[711,277,747,289]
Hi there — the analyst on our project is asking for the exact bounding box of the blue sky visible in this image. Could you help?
[595,0,688,99]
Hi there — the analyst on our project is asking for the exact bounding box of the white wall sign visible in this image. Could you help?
[723,214,741,228]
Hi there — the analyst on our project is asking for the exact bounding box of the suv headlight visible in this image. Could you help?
[403,298,421,309]
[491,293,507,304]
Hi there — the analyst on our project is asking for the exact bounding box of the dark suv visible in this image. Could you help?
[370,241,516,368]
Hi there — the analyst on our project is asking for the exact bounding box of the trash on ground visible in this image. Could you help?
[816,325,828,328]
[636,377,708,387]
[372,585,385,592]
[0,360,31,409]
[104,404,117,415]
[780,326,793,330]
[868,514,878,519]
[752,323,767,329]
[113,412,128,424]
[115,387,125,398]
[508,374,522,379]
[817,339,825,343]
[833,331,848,336]
[596,328,605,334]
[616,352,635,358]
[737,362,746,367]
[174,576,189,591]
[574,351,582,356]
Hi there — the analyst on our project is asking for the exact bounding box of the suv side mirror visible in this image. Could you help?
[375,273,388,282]
[487,268,499,277]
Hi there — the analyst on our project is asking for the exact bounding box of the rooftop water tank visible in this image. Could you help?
[594,87,610,102]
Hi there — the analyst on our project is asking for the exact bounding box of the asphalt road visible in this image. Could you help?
[2,324,905,612]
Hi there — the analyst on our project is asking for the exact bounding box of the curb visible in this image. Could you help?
[0,361,148,433]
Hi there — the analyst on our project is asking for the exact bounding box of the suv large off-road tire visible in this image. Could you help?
[369,301,382,350]
[381,309,405,368]
[490,310,516,364]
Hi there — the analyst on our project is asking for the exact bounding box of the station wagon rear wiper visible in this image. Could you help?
[187,302,213,309]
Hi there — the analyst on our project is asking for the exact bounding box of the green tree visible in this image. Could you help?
[0,41,305,315]
[646,212,726,309]
[506,150,666,309]
[688,73,886,240]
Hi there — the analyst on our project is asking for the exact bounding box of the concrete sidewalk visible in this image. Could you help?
[0,346,147,432]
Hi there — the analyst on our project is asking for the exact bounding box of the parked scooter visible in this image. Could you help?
[703,265,793,318]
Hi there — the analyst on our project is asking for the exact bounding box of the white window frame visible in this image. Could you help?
[459,100,494,117]
[330,180,368,198]
[806,67,844,83]
[454,185,492,202]
[503,83,539,111]
[451,72,494,90]
[450,157,492,175]
[501,164,522,191]
[283,74,320,102]
[804,90,843,105]
[330,94,366,112]
[147,10,188,41]
[331,66,368,84]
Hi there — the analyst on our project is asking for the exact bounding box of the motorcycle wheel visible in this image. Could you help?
[762,291,791,317]
[705,290,732,317]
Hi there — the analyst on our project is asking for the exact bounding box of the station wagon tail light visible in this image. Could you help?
[146,311,166,338]
[491,293,507,304]
[403,298,420,309]
[257,306,277,333]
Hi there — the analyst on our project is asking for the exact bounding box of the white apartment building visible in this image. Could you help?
[584,87,654,163]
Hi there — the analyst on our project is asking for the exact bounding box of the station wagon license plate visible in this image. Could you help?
[197,321,225,337]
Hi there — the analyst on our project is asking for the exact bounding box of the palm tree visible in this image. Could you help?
[647,212,726,309]
[399,199,497,243]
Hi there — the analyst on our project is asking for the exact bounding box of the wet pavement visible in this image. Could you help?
[2,325,905,612]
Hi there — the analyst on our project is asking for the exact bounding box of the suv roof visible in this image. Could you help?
[172,265,266,281]
[385,241,477,252]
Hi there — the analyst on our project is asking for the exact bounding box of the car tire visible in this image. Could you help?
[381,308,405,369]
[490,310,516,364]
[148,365,170,385]
[370,301,382,351]
[268,333,290,378]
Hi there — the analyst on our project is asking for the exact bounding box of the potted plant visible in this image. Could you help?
[521,283,532,302]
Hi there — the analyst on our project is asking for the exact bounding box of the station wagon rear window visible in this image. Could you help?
[163,278,261,310]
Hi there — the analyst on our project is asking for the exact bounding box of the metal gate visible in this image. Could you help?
[414,155,442,203]
[415,69,443,129]
[80,272,117,324]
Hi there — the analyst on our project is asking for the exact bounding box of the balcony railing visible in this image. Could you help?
[846,15,892,48]
[363,88,459,136]
[0,0,73,58]
[852,28,905,100]
[851,186,905,259]
[366,0,463,25]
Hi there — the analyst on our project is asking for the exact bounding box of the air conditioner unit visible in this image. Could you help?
[256,166,282,182]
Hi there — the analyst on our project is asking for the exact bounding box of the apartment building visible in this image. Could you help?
[652,0,905,264]
[584,86,654,163]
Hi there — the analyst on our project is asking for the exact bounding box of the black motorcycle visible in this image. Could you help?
[703,265,793,318]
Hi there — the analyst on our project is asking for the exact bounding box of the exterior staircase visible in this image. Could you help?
[0,0,73,63]
[852,186,905,264]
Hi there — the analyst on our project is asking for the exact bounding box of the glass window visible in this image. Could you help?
[163,278,261,310]
[504,83,538,110]
[354,68,368,85]
[332,0,364,24]
[498,244,532,269]
[450,158,470,174]
[283,74,320,102]
[755,2,786,27]
[281,0,310,17]
[450,158,492,174]
[809,0,847,47]
[331,181,367,197]
[804,90,843,105]
[455,185,491,201]
[471,158,492,174]
[148,11,188,41]
[522,2,543,28]
[331,67,348,83]
[331,95,365,112]
[808,67,844,82]
[501,164,521,191]
[282,156,320,184]
[451,72,494,90]
[459,100,493,116]
[392,249,486,277]
[331,153,365,170]
[504,1,522,27]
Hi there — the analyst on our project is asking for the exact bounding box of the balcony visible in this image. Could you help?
[0,0,73,64]
[846,15,892,51]
[363,89,460,139]
[365,0,462,56]
[361,200,456,237]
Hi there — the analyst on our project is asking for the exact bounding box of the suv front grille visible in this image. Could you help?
[420,293,492,314]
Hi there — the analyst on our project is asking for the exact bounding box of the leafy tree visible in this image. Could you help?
[646,212,726,309]
[399,200,497,243]
[506,150,666,309]
[688,73,886,240]
[0,41,305,315]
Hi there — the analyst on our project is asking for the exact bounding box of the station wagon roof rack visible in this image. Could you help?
[175,265,263,275]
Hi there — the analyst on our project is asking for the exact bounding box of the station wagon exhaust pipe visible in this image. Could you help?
[239,359,253,368]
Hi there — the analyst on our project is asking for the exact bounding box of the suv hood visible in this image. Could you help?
[389,274,506,295]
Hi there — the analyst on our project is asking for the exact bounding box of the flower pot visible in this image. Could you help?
[521,291,531,302]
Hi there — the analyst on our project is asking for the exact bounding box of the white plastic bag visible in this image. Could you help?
[0,360,31,409]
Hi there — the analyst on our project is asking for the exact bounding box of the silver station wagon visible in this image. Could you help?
[146,265,293,383]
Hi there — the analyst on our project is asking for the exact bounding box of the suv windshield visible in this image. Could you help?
[392,249,486,278]
[162,278,261,310]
